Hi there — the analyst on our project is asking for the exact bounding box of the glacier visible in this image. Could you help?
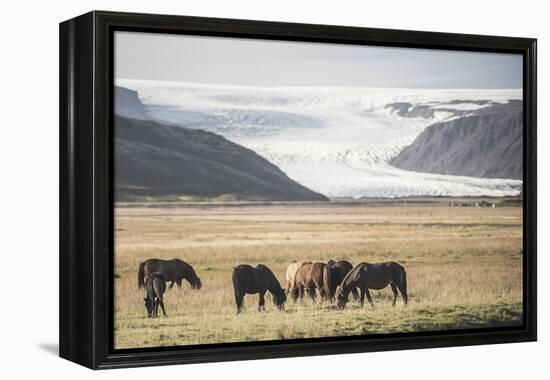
[116,79,523,198]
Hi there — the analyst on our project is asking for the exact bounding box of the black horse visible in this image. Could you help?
[143,272,167,318]
[327,259,359,301]
[138,258,202,290]
[336,262,408,309]
[232,264,287,314]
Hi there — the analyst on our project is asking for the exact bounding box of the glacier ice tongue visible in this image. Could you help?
[117,79,523,198]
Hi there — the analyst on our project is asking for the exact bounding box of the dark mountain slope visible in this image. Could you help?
[391,102,522,179]
[115,115,328,201]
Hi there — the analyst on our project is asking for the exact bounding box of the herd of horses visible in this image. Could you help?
[137,258,408,318]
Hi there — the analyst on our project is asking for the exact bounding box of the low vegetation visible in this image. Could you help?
[114,202,523,349]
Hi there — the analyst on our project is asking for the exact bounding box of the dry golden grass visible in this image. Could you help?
[114,203,523,349]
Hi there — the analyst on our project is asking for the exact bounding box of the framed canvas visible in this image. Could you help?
[59,11,537,369]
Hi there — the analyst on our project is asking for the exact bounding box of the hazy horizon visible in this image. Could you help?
[115,32,522,89]
[116,77,523,91]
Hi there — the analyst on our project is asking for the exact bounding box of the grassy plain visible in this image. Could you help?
[114,201,523,349]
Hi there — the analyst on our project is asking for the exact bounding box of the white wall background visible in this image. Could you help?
[0,0,545,377]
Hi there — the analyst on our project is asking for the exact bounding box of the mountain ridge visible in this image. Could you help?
[391,101,522,180]
[115,80,523,197]
[114,86,328,202]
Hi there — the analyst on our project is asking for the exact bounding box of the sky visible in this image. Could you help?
[115,31,522,89]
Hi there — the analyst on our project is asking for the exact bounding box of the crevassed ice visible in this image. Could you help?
[117,79,523,198]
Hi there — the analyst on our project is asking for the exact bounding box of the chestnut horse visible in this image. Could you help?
[291,262,331,303]
[285,260,305,295]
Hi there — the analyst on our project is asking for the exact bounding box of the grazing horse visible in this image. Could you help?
[291,262,331,303]
[285,260,305,295]
[327,259,359,301]
[138,258,202,290]
[336,262,408,309]
[232,264,287,314]
[291,262,314,301]
[143,272,167,318]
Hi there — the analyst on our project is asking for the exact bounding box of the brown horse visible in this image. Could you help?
[232,264,287,314]
[285,260,305,295]
[138,258,202,290]
[336,262,408,309]
[291,262,313,301]
[291,262,331,303]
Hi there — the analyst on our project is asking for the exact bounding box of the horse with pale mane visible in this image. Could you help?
[290,261,331,303]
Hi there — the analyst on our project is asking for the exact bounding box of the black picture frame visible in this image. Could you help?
[59,10,537,369]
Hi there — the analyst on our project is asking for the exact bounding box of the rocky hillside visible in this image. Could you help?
[391,101,522,179]
[114,87,328,201]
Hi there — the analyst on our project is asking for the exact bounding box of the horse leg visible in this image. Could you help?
[154,298,160,318]
[307,287,316,304]
[314,280,326,302]
[291,286,299,302]
[235,293,244,314]
[297,286,304,302]
[359,286,366,307]
[258,292,266,312]
[390,283,398,307]
[319,286,326,302]
[352,287,360,301]
[321,282,330,303]
[365,289,374,308]
[158,297,167,316]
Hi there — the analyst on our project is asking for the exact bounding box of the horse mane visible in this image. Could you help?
[339,264,362,298]
[186,264,198,280]
[172,258,201,288]
[257,264,284,294]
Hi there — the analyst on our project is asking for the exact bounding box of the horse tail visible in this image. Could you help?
[323,265,332,301]
[138,262,145,288]
[231,269,241,294]
[400,267,408,305]
[153,276,165,301]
